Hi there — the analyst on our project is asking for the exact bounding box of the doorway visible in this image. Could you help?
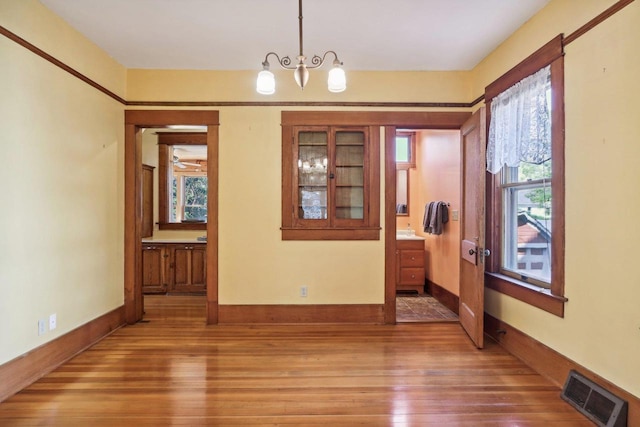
[393,128,461,323]
[124,110,219,325]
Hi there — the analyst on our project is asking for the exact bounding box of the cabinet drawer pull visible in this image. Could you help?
[411,274,416,279]
[410,256,415,260]
[144,246,156,250]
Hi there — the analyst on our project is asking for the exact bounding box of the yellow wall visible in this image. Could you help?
[0,1,126,364]
[418,131,461,296]
[2,0,638,402]
[217,110,385,304]
[126,69,471,104]
[475,0,640,398]
[127,67,472,306]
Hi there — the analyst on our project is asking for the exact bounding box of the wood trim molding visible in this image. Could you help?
[563,0,636,45]
[128,101,477,108]
[485,35,563,102]
[426,280,460,315]
[0,305,125,403]
[282,111,471,128]
[486,273,566,317]
[125,110,219,126]
[384,126,398,324]
[0,25,126,105]
[218,304,385,324]
[484,313,640,426]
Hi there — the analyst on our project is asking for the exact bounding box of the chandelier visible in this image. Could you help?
[256,0,346,94]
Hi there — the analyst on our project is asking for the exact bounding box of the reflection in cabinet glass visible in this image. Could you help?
[298,131,328,220]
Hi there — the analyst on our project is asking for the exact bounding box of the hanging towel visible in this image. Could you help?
[423,202,435,233]
[424,201,449,235]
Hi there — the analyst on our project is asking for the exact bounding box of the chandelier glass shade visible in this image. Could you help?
[256,0,346,94]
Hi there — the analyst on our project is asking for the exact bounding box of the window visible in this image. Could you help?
[484,35,565,316]
[395,132,416,169]
[158,132,208,230]
[395,132,415,215]
[171,172,207,222]
[281,116,380,240]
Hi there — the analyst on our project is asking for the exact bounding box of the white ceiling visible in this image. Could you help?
[39,0,550,71]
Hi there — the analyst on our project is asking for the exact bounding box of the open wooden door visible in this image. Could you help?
[459,107,486,348]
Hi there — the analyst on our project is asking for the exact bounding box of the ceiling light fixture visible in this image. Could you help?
[256,0,346,95]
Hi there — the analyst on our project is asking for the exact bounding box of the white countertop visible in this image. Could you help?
[396,230,425,240]
[142,238,205,244]
[396,235,426,240]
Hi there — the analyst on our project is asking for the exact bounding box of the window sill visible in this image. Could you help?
[485,272,567,317]
[281,227,381,241]
[159,222,207,231]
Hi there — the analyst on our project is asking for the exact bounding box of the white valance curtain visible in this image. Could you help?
[487,65,551,174]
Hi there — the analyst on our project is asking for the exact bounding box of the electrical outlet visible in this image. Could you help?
[452,210,459,221]
[49,313,57,331]
[300,286,308,297]
[38,319,47,336]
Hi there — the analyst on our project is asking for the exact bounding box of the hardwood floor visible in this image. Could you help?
[0,296,590,426]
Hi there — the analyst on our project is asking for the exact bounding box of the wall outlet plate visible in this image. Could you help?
[38,319,47,335]
[49,313,57,331]
[300,286,308,297]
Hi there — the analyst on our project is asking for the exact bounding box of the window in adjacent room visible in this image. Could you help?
[395,131,416,169]
[158,132,208,230]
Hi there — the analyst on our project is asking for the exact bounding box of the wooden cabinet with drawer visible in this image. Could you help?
[396,239,425,294]
[142,244,168,294]
[142,242,206,295]
[169,243,207,294]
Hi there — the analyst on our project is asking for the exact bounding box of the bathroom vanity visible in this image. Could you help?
[396,235,426,294]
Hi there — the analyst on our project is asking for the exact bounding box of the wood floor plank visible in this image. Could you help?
[0,296,591,426]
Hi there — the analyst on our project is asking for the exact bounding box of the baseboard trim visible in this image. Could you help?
[426,280,459,315]
[484,313,639,425]
[219,304,385,324]
[0,305,126,403]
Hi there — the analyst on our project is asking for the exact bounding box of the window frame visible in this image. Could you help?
[395,131,416,170]
[281,112,380,241]
[484,35,567,317]
[173,172,208,222]
[158,132,208,231]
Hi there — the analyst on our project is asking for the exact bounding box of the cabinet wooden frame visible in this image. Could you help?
[157,132,208,231]
[141,243,207,295]
[168,244,207,294]
[282,119,380,241]
[484,35,566,317]
[141,244,167,294]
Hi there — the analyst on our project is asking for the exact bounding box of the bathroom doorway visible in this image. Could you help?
[393,128,461,323]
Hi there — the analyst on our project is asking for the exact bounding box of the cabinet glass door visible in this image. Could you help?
[298,131,328,219]
[335,131,365,219]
